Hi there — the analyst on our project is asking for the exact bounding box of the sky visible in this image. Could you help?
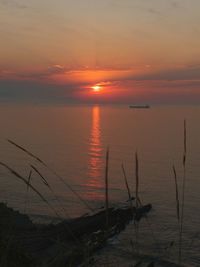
[0,0,200,104]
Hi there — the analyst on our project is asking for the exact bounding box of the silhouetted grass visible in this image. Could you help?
[122,163,133,208]
[179,119,187,265]
[173,165,180,223]
[0,161,56,215]
[7,139,44,164]
[7,139,93,212]
[30,164,71,219]
[24,170,32,213]
[2,120,192,267]
[135,152,139,208]
[172,164,181,264]
[134,151,140,255]
[105,147,109,230]
[27,170,32,192]
[0,162,81,246]
[31,164,49,187]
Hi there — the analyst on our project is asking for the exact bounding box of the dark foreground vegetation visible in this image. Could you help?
[0,202,151,267]
[0,119,191,267]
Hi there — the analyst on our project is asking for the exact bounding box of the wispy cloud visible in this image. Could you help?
[170,0,181,9]
[110,0,183,18]
[110,0,162,16]
[0,0,28,9]
[0,63,200,104]
[133,65,200,81]
[47,65,66,74]
[0,79,82,104]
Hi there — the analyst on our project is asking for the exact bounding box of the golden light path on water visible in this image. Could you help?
[86,106,104,200]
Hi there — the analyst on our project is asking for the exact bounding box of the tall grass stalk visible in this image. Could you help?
[0,161,59,217]
[105,147,109,229]
[0,161,81,245]
[179,119,187,264]
[135,152,139,208]
[24,170,32,213]
[173,165,180,223]
[122,163,133,209]
[172,164,181,263]
[134,151,140,254]
[31,164,49,186]
[27,170,32,191]
[7,139,93,212]
[31,164,71,219]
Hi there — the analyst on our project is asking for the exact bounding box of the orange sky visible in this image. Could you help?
[0,0,200,104]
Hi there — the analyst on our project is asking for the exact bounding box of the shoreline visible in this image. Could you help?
[0,202,152,266]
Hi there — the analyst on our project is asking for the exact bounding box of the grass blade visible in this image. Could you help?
[31,164,71,219]
[179,119,187,264]
[7,139,45,165]
[135,152,139,208]
[173,165,180,222]
[0,161,81,244]
[105,147,109,229]
[24,170,32,213]
[7,139,93,212]
[122,163,133,208]
[27,170,32,192]
[30,164,49,187]
[0,161,58,216]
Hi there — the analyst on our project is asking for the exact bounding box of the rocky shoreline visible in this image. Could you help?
[0,202,152,267]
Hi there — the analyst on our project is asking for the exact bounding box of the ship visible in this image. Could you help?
[129,104,150,109]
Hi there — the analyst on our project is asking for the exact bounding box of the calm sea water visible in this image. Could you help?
[0,104,200,265]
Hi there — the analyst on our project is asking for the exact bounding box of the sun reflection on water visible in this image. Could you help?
[86,106,104,200]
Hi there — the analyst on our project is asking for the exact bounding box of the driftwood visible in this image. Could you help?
[0,202,152,267]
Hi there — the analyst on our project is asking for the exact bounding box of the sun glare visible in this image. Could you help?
[92,85,101,92]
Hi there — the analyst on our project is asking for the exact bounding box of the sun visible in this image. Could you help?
[91,85,101,92]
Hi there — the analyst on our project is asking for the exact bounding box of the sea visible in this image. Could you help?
[0,103,199,266]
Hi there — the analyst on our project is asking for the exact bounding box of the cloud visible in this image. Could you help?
[47,65,66,75]
[125,65,200,82]
[1,64,200,105]
[0,65,68,81]
[110,0,162,16]
[0,0,28,9]
[0,79,83,104]
[170,0,181,9]
[0,70,15,79]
